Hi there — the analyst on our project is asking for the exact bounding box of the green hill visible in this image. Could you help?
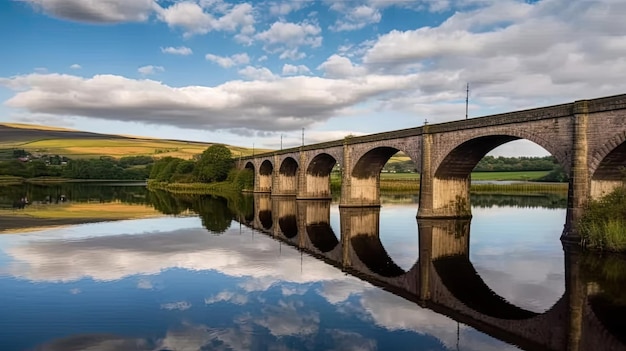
[0,123,266,159]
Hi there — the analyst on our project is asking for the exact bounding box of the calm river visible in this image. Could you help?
[0,184,624,351]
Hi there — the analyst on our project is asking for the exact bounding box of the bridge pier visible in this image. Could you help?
[564,101,591,240]
[296,152,334,200]
[417,132,471,219]
[340,142,381,207]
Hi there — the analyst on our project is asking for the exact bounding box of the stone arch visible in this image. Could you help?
[590,131,626,180]
[244,161,255,191]
[351,143,420,179]
[306,153,337,177]
[300,153,338,199]
[258,159,273,192]
[279,157,299,176]
[433,132,569,179]
[276,157,299,195]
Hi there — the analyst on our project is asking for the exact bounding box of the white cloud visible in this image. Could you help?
[137,65,164,75]
[330,5,381,32]
[268,0,314,16]
[156,2,254,38]
[161,46,193,55]
[205,53,250,68]
[237,66,277,81]
[256,20,322,60]
[0,72,422,133]
[69,64,82,70]
[24,0,155,23]
[318,55,366,78]
[282,64,311,76]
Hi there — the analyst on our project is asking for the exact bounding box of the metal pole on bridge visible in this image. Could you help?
[465,82,469,120]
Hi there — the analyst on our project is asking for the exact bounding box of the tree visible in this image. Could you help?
[194,145,233,183]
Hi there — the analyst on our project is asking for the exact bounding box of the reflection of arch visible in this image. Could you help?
[279,157,298,176]
[352,147,403,178]
[351,235,405,277]
[590,134,626,181]
[435,135,567,179]
[279,215,298,238]
[433,254,540,319]
[259,210,272,230]
[306,222,338,252]
[307,153,337,176]
[589,294,626,345]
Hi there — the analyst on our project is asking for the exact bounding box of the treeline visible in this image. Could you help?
[0,155,153,180]
[474,156,558,172]
[149,145,253,189]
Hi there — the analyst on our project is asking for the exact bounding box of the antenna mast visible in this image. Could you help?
[465,82,469,120]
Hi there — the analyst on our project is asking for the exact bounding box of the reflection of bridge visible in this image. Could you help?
[239,195,626,351]
[236,95,626,238]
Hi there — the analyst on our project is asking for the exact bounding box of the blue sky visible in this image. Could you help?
[1,0,626,155]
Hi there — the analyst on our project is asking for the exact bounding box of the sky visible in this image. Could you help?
[1,0,626,156]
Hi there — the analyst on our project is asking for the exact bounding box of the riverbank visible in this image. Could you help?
[147,180,242,195]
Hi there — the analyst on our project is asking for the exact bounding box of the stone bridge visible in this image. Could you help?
[235,195,626,351]
[236,94,626,239]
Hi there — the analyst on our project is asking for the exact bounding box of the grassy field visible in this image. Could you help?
[0,123,263,159]
[471,171,550,181]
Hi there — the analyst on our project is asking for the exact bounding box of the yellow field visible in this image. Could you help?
[0,137,264,159]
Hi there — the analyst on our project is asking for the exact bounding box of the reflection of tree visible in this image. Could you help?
[0,183,150,207]
[192,195,233,234]
[147,190,192,215]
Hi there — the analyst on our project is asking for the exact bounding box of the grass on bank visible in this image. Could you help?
[579,185,626,252]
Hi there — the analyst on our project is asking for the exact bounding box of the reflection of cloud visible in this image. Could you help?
[205,291,248,305]
[358,288,520,351]
[472,253,564,313]
[137,278,153,290]
[326,329,377,351]
[161,301,191,311]
[3,226,352,287]
[256,300,319,337]
[316,279,363,304]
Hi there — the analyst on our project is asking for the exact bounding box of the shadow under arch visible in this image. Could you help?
[279,157,298,176]
[589,136,626,198]
[307,153,337,176]
[279,215,298,238]
[306,221,338,252]
[350,235,406,277]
